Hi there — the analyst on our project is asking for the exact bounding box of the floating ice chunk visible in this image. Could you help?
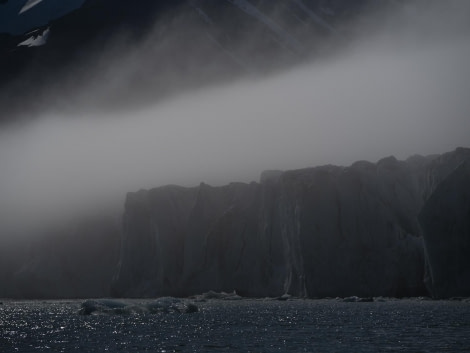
[341,296,374,302]
[78,299,128,315]
[78,298,198,315]
[193,290,242,301]
[145,297,183,313]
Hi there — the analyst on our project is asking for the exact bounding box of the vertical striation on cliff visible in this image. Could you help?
[112,148,470,298]
[419,154,470,298]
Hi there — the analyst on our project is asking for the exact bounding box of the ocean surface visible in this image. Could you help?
[1,297,469,352]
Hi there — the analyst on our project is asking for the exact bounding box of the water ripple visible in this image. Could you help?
[1,299,469,352]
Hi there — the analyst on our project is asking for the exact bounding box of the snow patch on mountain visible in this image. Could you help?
[19,0,44,14]
[205,33,249,70]
[18,27,50,47]
[0,0,84,35]
[227,0,303,53]
[292,0,335,32]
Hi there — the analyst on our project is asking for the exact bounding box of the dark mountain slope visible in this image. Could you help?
[0,0,384,122]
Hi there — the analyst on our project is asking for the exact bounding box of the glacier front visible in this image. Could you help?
[111,147,470,298]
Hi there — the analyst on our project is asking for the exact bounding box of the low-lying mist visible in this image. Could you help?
[1,0,469,237]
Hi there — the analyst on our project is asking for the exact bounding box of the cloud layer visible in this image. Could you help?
[1,0,469,235]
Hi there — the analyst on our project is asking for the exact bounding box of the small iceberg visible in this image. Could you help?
[276,294,293,301]
[341,296,374,303]
[192,290,242,301]
[78,298,198,316]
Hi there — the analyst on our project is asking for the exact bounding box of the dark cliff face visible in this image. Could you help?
[113,150,470,298]
[419,149,470,299]
[277,160,425,298]
[112,182,281,297]
[4,147,466,300]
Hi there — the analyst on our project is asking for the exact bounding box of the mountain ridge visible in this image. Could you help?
[0,0,386,122]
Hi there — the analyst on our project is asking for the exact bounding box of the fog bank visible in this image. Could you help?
[1,0,469,236]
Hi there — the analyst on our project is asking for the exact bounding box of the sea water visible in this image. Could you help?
[1,298,469,352]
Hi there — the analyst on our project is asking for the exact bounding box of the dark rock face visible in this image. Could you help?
[3,148,466,299]
[3,148,466,300]
[112,182,283,297]
[419,159,470,298]
[113,150,470,298]
[278,160,425,298]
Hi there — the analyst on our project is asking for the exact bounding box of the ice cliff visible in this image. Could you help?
[112,148,470,299]
[419,149,470,298]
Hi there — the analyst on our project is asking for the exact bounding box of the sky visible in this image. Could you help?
[0,0,469,236]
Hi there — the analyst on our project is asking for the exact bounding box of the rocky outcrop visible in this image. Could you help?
[113,149,470,298]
